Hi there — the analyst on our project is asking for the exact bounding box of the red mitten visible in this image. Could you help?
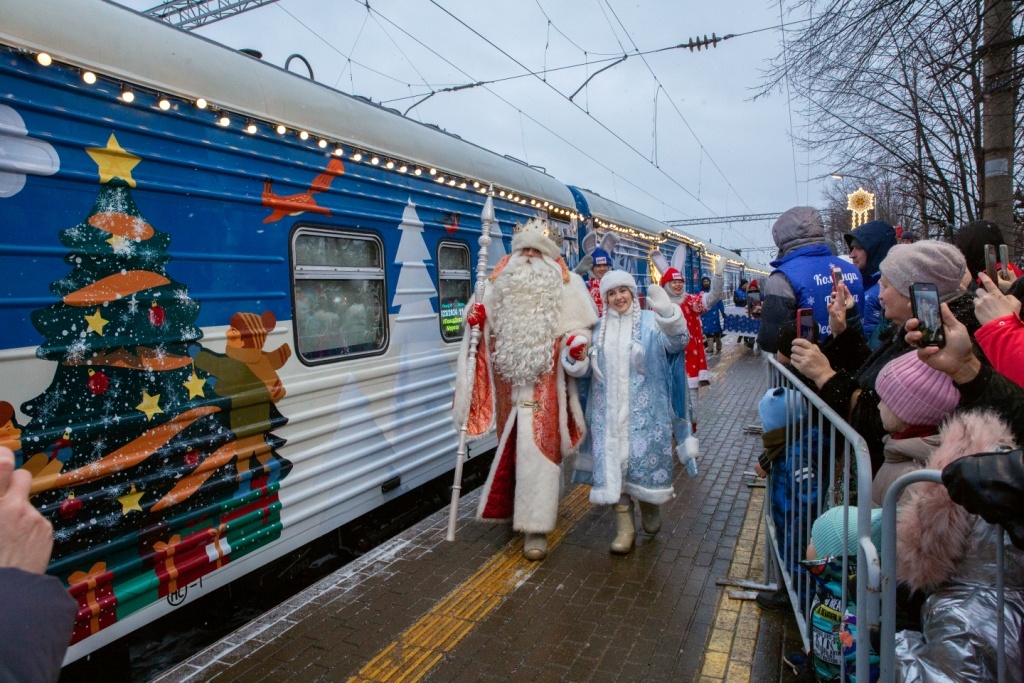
[467,303,486,328]
[565,334,587,361]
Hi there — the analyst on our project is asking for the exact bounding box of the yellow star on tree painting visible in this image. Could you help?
[86,133,140,188]
[117,485,145,515]
[84,308,109,335]
[136,391,163,421]
[182,372,206,399]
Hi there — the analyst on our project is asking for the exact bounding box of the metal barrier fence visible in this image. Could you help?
[765,356,878,681]
[880,470,1010,683]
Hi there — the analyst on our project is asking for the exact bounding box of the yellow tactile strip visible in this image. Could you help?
[698,484,767,683]
[346,484,593,683]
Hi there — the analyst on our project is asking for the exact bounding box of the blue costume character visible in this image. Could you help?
[564,271,691,555]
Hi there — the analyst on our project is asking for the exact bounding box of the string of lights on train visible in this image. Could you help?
[18,48,583,221]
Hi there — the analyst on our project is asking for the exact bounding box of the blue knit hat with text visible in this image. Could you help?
[591,248,612,268]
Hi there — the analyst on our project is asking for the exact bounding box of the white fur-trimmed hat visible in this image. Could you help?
[511,217,563,260]
[599,269,637,300]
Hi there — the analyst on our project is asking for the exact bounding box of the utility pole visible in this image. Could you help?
[981,0,1015,237]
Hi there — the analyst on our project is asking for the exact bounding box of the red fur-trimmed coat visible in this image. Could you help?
[894,409,1024,682]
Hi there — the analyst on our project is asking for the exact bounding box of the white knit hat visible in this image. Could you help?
[599,270,637,300]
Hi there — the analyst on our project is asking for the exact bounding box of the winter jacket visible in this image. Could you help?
[943,449,1024,550]
[955,363,1024,455]
[844,220,897,340]
[870,431,941,507]
[894,410,1024,683]
[766,425,822,579]
[975,314,1024,388]
[733,286,747,307]
[0,568,77,683]
[568,305,689,505]
[757,245,863,354]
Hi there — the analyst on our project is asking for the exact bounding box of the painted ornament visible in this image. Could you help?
[60,492,83,519]
[87,368,109,395]
[148,302,166,326]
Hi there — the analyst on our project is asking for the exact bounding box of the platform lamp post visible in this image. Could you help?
[447,185,495,542]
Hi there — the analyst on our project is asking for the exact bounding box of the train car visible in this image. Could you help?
[0,0,586,662]
[568,186,749,296]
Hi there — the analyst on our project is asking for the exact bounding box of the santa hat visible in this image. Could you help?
[660,268,684,287]
[875,352,959,426]
[511,217,563,261]
[591,248,612,268]
[599,270,637,300]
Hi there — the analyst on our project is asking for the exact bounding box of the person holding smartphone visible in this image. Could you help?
[843,220,897,344]
[790,240,976,474]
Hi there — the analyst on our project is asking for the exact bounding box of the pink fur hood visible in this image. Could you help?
[897,410,1018,593]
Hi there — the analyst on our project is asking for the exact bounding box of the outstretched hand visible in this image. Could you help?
[0,446,54,574]
[975,272,1021,326]
[646,284,676,318]
[790,338,836,388]
[905,303,980,384]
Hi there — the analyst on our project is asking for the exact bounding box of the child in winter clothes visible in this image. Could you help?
[564,271,690,554]
[894,409,1024,683]
[870,351,959,507]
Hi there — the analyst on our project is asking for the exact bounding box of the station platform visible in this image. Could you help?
[153,341,802,683]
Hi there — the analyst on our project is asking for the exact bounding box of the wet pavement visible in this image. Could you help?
[152,339,804,683]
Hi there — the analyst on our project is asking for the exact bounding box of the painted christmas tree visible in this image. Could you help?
[10,134,292,643]
[390,201,455,448]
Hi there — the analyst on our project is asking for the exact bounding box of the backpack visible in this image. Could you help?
[803,556,879,683]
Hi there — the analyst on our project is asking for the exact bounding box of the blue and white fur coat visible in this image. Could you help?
[564,299,689,505]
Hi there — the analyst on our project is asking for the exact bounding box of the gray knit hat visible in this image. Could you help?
[879,241,967,301]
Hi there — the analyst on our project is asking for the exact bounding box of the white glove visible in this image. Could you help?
[646,284,676,318]
[713,255,725,277]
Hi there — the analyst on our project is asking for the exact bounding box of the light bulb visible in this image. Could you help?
[218,115,230,126]
[318,139,327,148]
[36,53,52,66]
[82,71,97,84]
[448,179,456,186]
[499,191,506,197]
[386,161,394,169]
[429,168,437,175]
[158,97,171,110]
[121,88,135,103]
[195,98,207,109]
[299,131,309,140]
[473,181,480,188]
[370,156,379,165]
[276,124,286,134]
[414,168,422,176]
[334,146,344,156]
[436,176,445,183]
[398,165,407,173]
[246,122,257,134]
[352,153,363,162]
[459,182,467,189]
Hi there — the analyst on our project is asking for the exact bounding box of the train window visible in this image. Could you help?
[292,229,388,363]
[437,241,471,342]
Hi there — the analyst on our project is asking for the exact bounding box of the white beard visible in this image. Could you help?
[490,253,563,386]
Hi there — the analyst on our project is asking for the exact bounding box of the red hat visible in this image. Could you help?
[748,279,760,289]
[660,268,684,287]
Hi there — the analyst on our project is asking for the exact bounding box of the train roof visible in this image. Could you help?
[0,0,577,209]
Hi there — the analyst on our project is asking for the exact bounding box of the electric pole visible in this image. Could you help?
[981,0,1015,237]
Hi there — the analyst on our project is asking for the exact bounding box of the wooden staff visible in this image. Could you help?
[446,186,495,542]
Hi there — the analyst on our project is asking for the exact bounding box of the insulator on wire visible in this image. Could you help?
[684,32,724,52]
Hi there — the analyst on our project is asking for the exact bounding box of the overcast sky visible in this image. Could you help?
[113,0,835,267]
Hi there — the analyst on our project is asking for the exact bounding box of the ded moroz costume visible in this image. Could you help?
[452,217,598,561]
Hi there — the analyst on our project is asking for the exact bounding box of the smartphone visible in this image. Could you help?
[999,244,1010,279]
[796,307,815,341]
[984,244,999,282]
[910,282,945,348]
[831,266,843,291]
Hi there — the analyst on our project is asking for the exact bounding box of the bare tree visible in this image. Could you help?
[759,0,1023,245]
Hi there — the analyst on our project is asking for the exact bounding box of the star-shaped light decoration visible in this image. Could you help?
[846,188,875,229]
[85,308,109,335]
[117,484,145,515]
[136,391,163,421]
[183,372,206,399]
[86,134,141,188]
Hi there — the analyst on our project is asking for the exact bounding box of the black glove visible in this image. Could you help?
[942,450,1024,550]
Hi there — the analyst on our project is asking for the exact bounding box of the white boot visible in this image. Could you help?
[638,500,661,534]
[523,533,547,561]
[610,501,636,554]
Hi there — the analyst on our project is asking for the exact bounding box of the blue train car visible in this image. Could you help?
[0,0,584,661]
